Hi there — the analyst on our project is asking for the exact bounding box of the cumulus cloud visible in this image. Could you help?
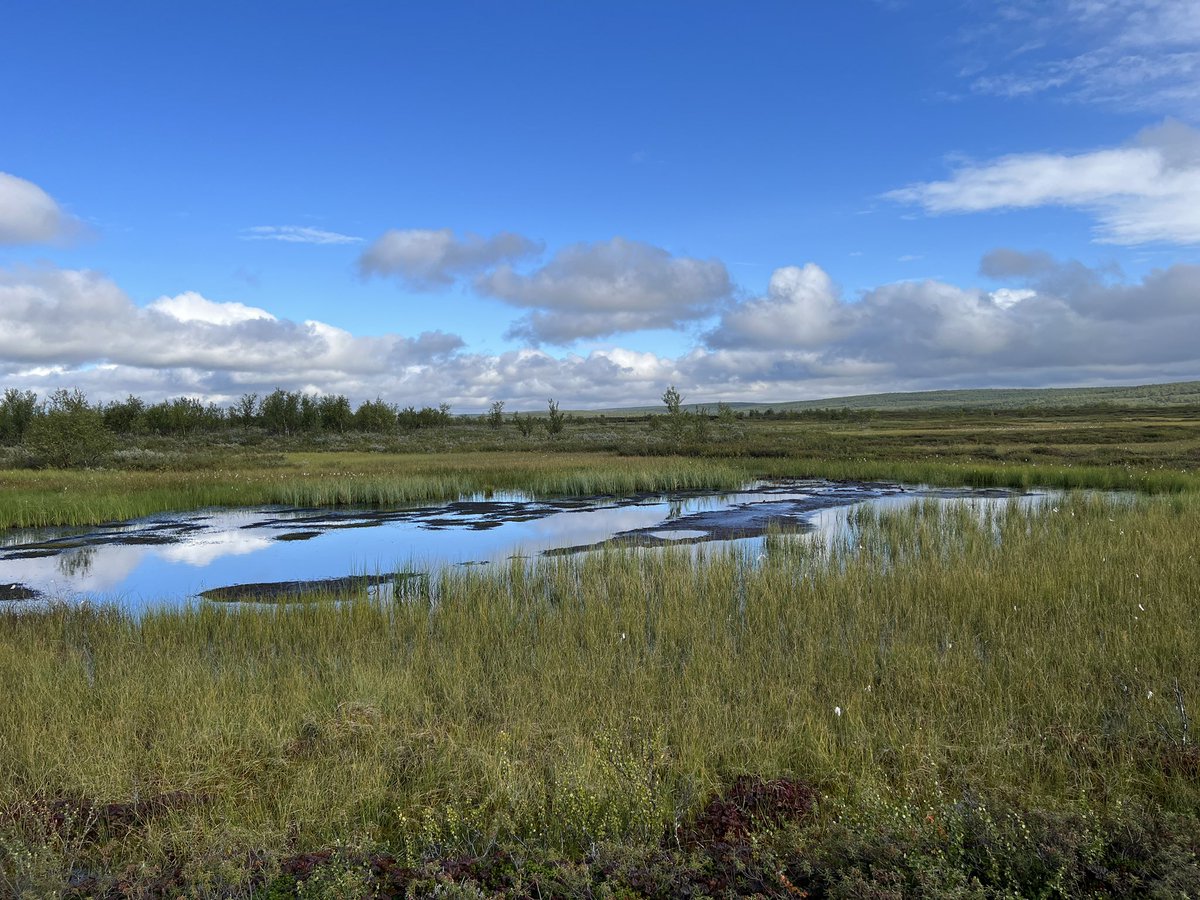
[242,225,363,245]
[0,266,463,401]
[706,264,843,350]
[697,253,1200,393]
[887,120,1200,245]
[0,172,81,245]
[0,264,689,410]
[479,236,733,344]
[359,228,542,288]
[2,256,1199,411]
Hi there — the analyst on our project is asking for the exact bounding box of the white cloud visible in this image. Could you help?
[150,292,277,326]
[887,120,1200,245]
[965,0,1200,113]
[480,236,733,344]
[991,288,1037,309]
[0,266,462,396]
[0,172,81,245]
[698,254,1200,392]
[706,264,843,350]
[242,225,363,245]
[2,257,1199,411]
[359,228,542,288]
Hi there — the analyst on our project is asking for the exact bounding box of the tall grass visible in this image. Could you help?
[760,457,1198,493]
[1,447,1196,530]
[3,402,1199,530]
[2,491,1197,891]
[0,454,749,528]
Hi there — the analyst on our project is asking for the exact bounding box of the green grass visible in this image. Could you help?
[3,491,1199,894]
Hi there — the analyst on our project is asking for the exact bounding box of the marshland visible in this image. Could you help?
[12,2,1200,892]
[2,390,1200,896]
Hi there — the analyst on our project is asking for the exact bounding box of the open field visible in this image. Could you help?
[3,491,1200,895]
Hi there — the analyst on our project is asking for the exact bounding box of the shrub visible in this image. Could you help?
[512,411,536,437]
[487,400,505,430]
[354,398,398,433]
[545,398,566,435]
[22,389,115,468]
[0,389,38,444]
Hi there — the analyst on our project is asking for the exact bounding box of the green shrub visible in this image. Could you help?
[22,389,115,468]
[0,388,38,444]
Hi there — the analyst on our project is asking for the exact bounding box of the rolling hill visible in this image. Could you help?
[573,379,1200,415]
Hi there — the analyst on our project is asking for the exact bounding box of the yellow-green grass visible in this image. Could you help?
[2,491,1196,887]
[763,456,1198,493]
[0,452,749,529]
[2,405,1198,529]
[2,447,1198,531]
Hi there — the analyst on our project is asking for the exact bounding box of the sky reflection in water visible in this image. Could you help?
[0,480,1047,612]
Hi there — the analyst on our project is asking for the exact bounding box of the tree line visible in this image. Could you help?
[0,388,580,467]
[0,388,459,444]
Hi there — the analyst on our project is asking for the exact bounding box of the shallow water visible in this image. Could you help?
[0,479,1046,611]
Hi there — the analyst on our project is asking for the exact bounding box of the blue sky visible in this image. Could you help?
[3,0,1200,409]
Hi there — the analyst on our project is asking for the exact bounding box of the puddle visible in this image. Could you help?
[0,479,1046,612]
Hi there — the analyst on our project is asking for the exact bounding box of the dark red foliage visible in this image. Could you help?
[678,775,817,849]
[278,848,336,878]
[5,789,206,842]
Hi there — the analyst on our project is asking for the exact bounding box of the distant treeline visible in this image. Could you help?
[0,387,454,444]
[4,386,1197,450]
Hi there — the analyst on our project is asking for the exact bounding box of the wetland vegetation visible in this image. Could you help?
[0,384,1198,530]
[2,385,1200,896]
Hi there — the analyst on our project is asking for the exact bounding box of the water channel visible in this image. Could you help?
[0,479,1047,612]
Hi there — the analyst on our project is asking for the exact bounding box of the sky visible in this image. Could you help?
[2,0,1200,411]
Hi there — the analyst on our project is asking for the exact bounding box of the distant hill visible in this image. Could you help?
[572,379,1200,416]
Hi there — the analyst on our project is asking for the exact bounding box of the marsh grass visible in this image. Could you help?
[0,453,748,529]
[0,450,1195,533]
[2,402,1199,529]
[766,456,1198,493]
[2,490,1198,893]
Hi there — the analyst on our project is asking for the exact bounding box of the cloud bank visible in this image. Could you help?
[0,266,462,401]
[699,253,1200,393]
[2,255,1198,410]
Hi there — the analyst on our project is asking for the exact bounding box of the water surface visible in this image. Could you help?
[0,479,1042,611]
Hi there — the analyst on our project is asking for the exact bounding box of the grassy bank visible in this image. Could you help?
[3,492,1199,895]
[0,453,750,529]
[2,405,1199,529]
[2,451,1194,531]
